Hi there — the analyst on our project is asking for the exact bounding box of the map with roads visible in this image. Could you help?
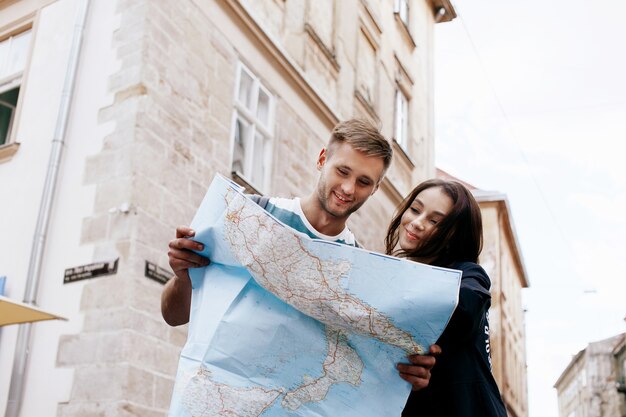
[168,174,461,417]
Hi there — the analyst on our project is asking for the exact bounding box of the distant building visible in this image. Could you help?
[554,333,626,417]
[0,0,455,416]
[438,168,530,417]
[615,334,626,417]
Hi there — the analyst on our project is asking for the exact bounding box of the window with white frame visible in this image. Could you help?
[394,0,409,27]
[231,63,275,191]
[394,89,408,151]
[0,28,32,146]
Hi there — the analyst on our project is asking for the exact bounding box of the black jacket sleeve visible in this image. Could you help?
[436,262,491,348]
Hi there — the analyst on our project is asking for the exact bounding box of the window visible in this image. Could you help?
[0,28,32,146]
[394,0,409,27]
[394,89,408,151]
[231,63,275,191]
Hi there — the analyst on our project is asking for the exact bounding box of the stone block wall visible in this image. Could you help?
[57,0,440,415]
[58,0,203,415]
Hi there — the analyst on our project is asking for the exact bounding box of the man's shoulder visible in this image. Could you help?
[245,195,358,246]
[247,194,270,209]
[247,195,297,210]
[266,196,298,209]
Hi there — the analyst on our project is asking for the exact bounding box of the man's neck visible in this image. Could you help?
[300,193,347,236]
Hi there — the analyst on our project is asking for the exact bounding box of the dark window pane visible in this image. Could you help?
[0,87,19,146]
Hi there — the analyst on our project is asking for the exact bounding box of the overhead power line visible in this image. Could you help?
[451,5,577,259]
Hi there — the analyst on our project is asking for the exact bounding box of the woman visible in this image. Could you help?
[388,179,507,417]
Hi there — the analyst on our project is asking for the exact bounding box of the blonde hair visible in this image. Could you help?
[327,119,393,171]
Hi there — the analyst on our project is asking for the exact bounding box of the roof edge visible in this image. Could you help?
[436,168,530,287]
[473,192,530,288]
[431,0,457,23]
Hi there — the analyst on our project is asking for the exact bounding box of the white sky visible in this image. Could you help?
[434,1,626,416]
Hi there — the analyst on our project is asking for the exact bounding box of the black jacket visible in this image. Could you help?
[402,262,507,417]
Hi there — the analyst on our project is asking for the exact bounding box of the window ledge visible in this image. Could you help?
[391,138,415,168]
[231,171,263,195]
[394,13,416,49]
[0,142,20,163]
[379,176,403,205]
[304,24,340,72]
[354,90,379,123]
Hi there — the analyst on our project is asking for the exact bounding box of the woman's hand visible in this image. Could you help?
[396,344,442,391]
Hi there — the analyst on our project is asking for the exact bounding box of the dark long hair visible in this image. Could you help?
[384,179,483,267]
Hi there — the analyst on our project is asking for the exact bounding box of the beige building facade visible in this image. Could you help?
[476,192,530,417]
[437,169,530,417]
[555,334,626,417]
[615,335,626,417]
[0,0,457,416]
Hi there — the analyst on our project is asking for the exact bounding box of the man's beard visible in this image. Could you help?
[316,182,365,219]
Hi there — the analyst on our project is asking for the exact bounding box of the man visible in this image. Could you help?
[162,118,438,393]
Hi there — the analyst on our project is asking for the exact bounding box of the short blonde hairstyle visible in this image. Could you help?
[327,119,393,171]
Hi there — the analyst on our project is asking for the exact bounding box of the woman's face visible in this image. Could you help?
[399,186,453,251]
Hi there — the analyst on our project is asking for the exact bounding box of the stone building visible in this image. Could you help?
[438,168,530,417]
[555,333,626,417]
[475,190,530,417]
[0,0,456,416]
[615,334,626,417]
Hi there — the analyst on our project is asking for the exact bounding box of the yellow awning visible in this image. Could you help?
[0,295,67,326]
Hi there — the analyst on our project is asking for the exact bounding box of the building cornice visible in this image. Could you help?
[436,168,529,287]
[473,191,530,288]
[430,0,457,23]
[554,348,585,389]
[554,333,626,388]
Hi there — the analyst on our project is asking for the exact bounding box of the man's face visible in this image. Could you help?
[315,142,385,219]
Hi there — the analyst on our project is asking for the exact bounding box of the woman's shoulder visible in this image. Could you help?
[450,261,486,275]
[451,261,491,292]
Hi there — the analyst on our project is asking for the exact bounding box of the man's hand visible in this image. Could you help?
[396,344,441,391]
[161,226,211,326]
[168,226,210,280]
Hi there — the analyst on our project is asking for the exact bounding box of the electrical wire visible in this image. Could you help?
[451,4,578,259]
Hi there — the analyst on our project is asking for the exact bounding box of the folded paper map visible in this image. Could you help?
[168,174,461,417]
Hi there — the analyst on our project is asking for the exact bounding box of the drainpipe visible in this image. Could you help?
[5,0,91,416]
